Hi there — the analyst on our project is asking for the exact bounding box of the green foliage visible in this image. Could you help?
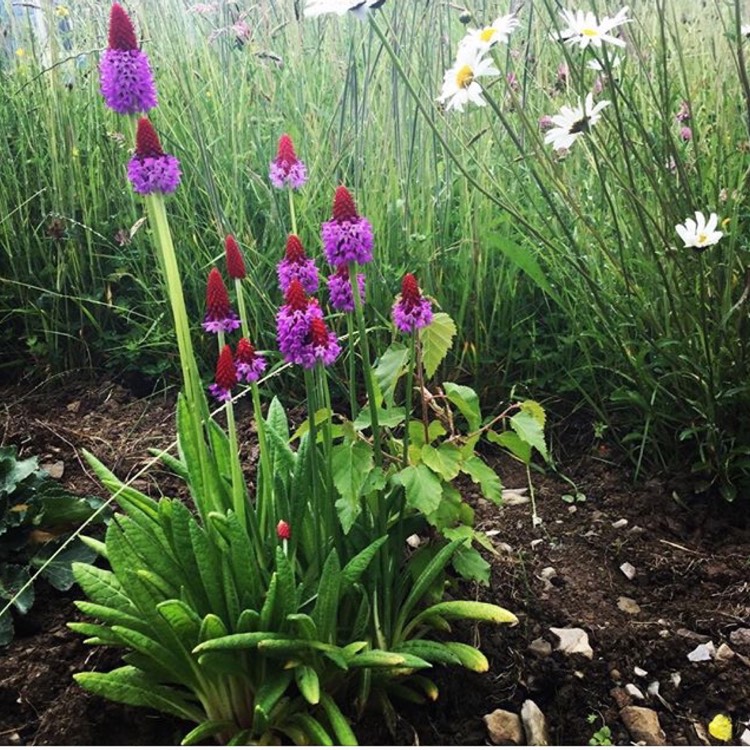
[0,446,108,645]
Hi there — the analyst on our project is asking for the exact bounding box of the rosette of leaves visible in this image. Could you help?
[0,446,109,645]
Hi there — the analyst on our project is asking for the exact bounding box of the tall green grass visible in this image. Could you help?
[1,0,748,496]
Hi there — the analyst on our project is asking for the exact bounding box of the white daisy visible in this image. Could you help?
[742,24,750,38]
[438,48,499,112]
[675,211,723,250]
[587,55,621,71]
[304,0,385,20]
[555,6,630,49]
[544,93,610,151]
[458,14,520,54]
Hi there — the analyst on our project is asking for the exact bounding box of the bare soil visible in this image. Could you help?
[1,377,749,746]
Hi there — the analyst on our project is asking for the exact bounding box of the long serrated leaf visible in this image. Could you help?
[181,719,236,746]
[462,456,503,504]
[72,562,134,612]
[295,664,320,705]
[405,601,517,637]
[320,693,358,746]
[510,410,549,462]
[340,536,387,591]
[312,549,340,641]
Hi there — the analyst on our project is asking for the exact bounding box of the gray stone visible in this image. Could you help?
[729,628,750,649]
[484,709,524,745]
[715,643,735,661]
[620,706,667,745]
[739,727,750,746]
[620,562,636,580]
[528,637,552,658]
[521,700,549,746]
[625,683,645,701]
[612,518,629,529]
[687,641,715,662]
[617,596,641,615]
[549,627,593,659]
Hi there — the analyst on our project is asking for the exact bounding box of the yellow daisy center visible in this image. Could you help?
[479,27,496,43]
[456,64,474,89]
[697,233,708,245]
[582,28,600,37]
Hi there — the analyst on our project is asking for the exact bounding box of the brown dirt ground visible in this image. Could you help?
[1,377,749,746]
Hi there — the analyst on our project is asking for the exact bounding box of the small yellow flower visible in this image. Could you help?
[16,48,26,58]
[721,217,731,230]
[71,147,80,159]
[708,713,732,742]
[55,5,70,17]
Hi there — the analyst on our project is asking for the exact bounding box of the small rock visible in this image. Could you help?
[687,641,716,662]
[7,732,21,746]
[628,525,644,534]
[612,518,629,529]
[610,668,622,681]
[66,400,81,413]
[521,700,549,746]
[504,488,530,505]
[496,542,513,554]
[41,460,65,479]
[620,562,636,580]
[406,534,421,548]
[539,567,558,591]
[677,627,706,641]
[715,643,735,661]
[532,514,543,527]
[671,672,681,688]
[634,666,648,677]
[610,686,632,709]
[617,596,641,615]
[528,638,552,658]
[647,681,660,697]
[549,627,593,659]
[729,628,750,649]
[692,721,712,746]
[620,706,667,745]
[484,709,524,745]
[530,539,544,549]
[625,683,645,701]
[740,727,750,746]
[568,505,578,514]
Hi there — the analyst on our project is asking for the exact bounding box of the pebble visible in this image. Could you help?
[671,672,682,688]
[625,683,645,700]
[496,542,513,554]
[528,638,552,658]
[530,539,544,549]
[715,643,735,661]
[687,641,715,662]
[41,460,65,479]
[610,668,622,681]
[406,534,421,548]
[484,708,524,745]
[729,628,750,649]
[610,686,632,709]
[612,518,628,529]
[620,562,636,580]
[619,706,667,745]
[740,727,750,746]
[521,699,549,746]
[549,627,594,659]
[634,666,648,677]
[617,596,641,615]
[568,505,578,514]
[7,733,21,746]
[647,681,660,697]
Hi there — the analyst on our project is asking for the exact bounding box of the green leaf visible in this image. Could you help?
[72,562,134,612]
[320,693,358,746]
[442,641,490,672]
[0,608,13,646]
[341,536,387,591]
[510,409,549,462]
[253,671,292,735]
[0,448,39,496]
[332,441,374,533]
[488,430,532,464]
[192,631,284,654]
[373,342,410,408]
[31,538,97,591]
[346,649,431,669]
[395,639,461,666]
[295,665,320,705]
[462,456,503,504]
[290,408,333,442]
[443,382,481,432]
[419,312,457,380]
[408,601,517,634]
[485,234,558,301]
[408,420,446,448]
[312,549,341,640]
[394,465,443,516]
[290,715,334,746]
[0,564,34,614]
[420,444,462,481]
[451,546,491,585]
[181,720,236,746]
[521,400,546,429]
[74,666,203,722]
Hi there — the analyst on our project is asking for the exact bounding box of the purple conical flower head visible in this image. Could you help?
[299,317,341,369]
[327,264,365,313]
[321,186,374,266]
[392,273,433,333]
[276,279,323,365]
[127,118,181,195]
[269,134,308,190]
[277,234,319,294]
[100,3,157,115]
[235,337,266,383]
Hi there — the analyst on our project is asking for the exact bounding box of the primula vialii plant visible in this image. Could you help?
[69,4,547,745]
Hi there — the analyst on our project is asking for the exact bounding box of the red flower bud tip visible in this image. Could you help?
[309,317,330,347]
[135,117,164,158]
[108,3,138,51]
[276,519,291,540]
[276,134,298,164]
[225,235,246,280]
[214,345,237,392]
[284,234,306,263]
[206,267,231,314]
[334,263,350,279]
[332,186,359,222]
[401,273,421,302]
[236,337,256,361]
[284,278,308,311]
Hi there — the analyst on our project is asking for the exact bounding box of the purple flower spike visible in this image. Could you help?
[100,4,157,115]
[393,273,433,333]
[203,268,241,334]
[277,234,319,294]
[327,264,365,313]
[321,186,374,266]
[299,317,341,369]
[276,279,323,365]
[269,134,308,190]
[235,338,266,383]
[127,118,181,195]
